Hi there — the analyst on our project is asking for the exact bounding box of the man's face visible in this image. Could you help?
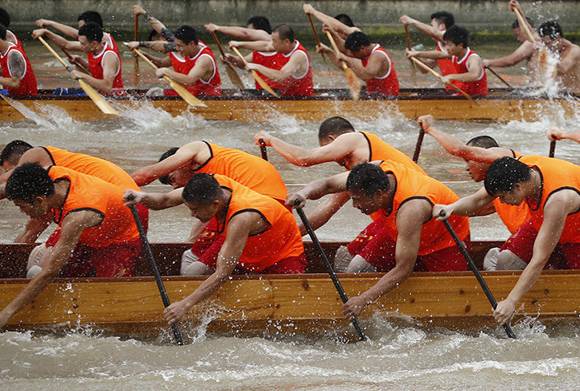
[12,197,50,218]
[175,38,196,57]
[78,35,99,53]
[272,32,291,53]
[166,167,193,189]
[349,190,384,215]
[496,185,526,205]
[466,160,490,182]
[184,199,219,223]
[444,41,463,56]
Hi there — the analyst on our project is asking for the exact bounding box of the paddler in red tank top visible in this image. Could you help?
[417,115,532,271]
[226,24,313,96]
[125,174,306,325]
[0,25,37,97]
[0,8,23,48]
[0,163,142,329]
[288,162,470,318]
[435,156,580,325]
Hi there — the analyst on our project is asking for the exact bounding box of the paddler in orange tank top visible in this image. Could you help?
[418,115,533,271]
[288,162,469,318]
[435,156,580,325]
[0,164,142,329]
[124,173,306,325]
[131,140,287,268]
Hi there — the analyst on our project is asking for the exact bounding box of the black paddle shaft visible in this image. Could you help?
[295,207,367,341]
[412,127,426,163]
[441,218,517,339]
[129,204,184,345]
[258,138,268,161]
[549,140,556,158]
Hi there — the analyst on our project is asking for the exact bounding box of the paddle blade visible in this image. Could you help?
[343,67,360,100]
[77,79,119,115]
[166,78,207,108]
[225,63,245,90]
[251,70,279,98]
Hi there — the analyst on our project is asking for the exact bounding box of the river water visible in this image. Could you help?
[1,41,579,390]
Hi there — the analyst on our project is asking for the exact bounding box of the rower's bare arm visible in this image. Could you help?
[132,143,201,186]
[232,40,274,52]
[496,191,578,323]
[408,50,449,60]
[357,201,426,303]
[164,214,253,324]
[125,188,184,210]
[556,46,580,74]
[346,52,387,81]
[266,133,355,167]
[207,24,271,41]
[547,128,580,143]
[248,52,305,82]
[400,15,444,41]
[288,171,350,207]
[484,42,534,68]
[304,4,359,38]
[137,41,175,53]
[447,55,484,83]
[0,211,99,328]
[298,192,351,234]
[35,29,82,51]
[164,55,213,86]
[0,76,19,88]
[36,19,79,39]
[435,187,495,219]
[14,217,52,244]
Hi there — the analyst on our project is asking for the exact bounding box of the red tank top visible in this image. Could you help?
[87,44,124,90]
[168,43,222,97]
[435,40,456,76]
[261,41,313,96]
[252,50,285,90]
[0,42,38,97]
[7,30,23,50]
[451,48,488,96]
[361,45,399,96]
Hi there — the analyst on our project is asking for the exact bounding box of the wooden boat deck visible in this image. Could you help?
[2,88,577,123]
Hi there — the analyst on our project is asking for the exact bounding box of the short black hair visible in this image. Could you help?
[0,140,33,166]
[174,25,198,45]
[0,23,6,41]
[247,16,272,34]
[182,174,221,205]
[430,11,455,29]
[443,25,469,47]
[0,8,10,27]
[538,21,564,39]
[78,11,103,28]
[335,13,355,28]
[346,163,390,196]
[6,163,55,203]
[344,31,371,52]
[512,17,534,29]
[318,116,355,139]
[466,135,500,149]
[78,22,103,43]
[157,147,179,185]
[484,157,531,196]
[273,24,294,42]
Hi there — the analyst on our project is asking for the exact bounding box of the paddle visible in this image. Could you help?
[208,30,245,90]
[412,124,426,163]
[258,138,268,160]
[37,36,119,115]
[127,45,207,108]
[549,140,556,157]
[440,214,517,339]
[403,25,417,76]
[128,204,184,345]
[486,66,513,89]
[133,14,140,86]
[306,14,327,63]
[410,57,475,102]
[230,46,279,98]
[512,7,550,79]
[296,206,367,341]
[61,48,90,74]
[325,31,361,100]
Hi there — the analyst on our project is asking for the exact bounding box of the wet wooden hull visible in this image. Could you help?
[1,89,577,123]
[1,242,577,338]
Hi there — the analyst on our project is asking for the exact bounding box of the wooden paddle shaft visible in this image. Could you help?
[513,8,535,43]
[231,46,249,65]
[210,30,227,57]
[37,36,70,70]
[132,47,159,69]
[307,14,322,46]
[441,218,517,339]
[325,31,349,71]
[129,204,184,345]
[486,66,513,89]
[410,57,474,102]
[296,206,367,341]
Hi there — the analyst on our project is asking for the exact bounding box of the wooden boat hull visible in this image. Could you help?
[1,89,577,123]
[0,242,577,337]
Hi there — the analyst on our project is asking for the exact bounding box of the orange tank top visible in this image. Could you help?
[376,161,470,255]
[214,175,304,272]
[48,166,139,248]
[194,142,287,201]
[360,131,426,174]
[519,155,580,244]
[44,146,139,190]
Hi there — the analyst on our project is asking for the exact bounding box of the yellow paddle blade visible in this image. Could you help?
[225,63,245,90]
[78,79,119,115]
[343,66,361,101]
[251,70,280,98]
[166,77,207,108]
